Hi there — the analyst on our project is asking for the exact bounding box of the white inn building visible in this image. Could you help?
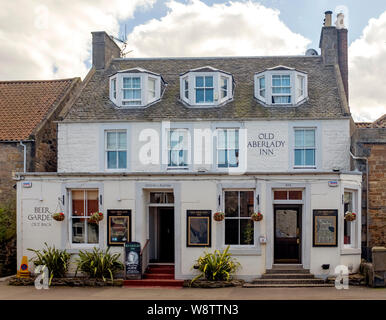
[16,12,362,281]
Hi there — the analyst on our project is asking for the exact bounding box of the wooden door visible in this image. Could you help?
[158,207,174,262]
[274,206,301,263]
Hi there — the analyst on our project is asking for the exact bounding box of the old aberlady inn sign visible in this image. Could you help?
[248,132,285,156]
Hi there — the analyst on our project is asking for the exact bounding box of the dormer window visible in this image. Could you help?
[109,68,165,108]
[254,66,307,106]
[180,66,233,107]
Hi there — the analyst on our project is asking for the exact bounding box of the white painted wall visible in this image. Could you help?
[16,173,361,279]
[58,119,351,173]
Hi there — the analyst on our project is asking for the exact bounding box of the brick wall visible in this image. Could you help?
[367,144,386,247]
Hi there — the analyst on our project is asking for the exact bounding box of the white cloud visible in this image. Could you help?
[124,0,310,57]
[349,11,386,122]
[0,0,155,80]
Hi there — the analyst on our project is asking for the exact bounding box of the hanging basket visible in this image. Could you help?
[52,212,65,221]
[251,212,263,222]
[344,212,356,221]
[213,212,225,222]
[88,212,104,224]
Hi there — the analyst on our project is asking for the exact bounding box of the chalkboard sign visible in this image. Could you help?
[124,242,141,278]
[107,210,131,246]
[313,210,338,247]
[186,210,211,247]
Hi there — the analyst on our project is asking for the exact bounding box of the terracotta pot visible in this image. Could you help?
[251,214,263,222]
[345,215,356,221]
[213,213,225,221]
[53,214,65,221]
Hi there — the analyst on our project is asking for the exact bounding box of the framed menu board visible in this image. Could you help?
[107,209,131,246]
[313,210,338,247]
[186,210,211,247]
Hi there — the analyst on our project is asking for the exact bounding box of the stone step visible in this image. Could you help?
[143,273,174,280]
[146,266,174,274]
[272,264,304,270]
[261,273,315,279]
[243,283,334,288]
[251,278,326,285]
[266,269,310,274]
[123,279,184,287]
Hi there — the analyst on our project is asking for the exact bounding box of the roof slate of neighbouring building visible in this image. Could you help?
[356,114,386,129]
[0,78,78,141]
[64,56,349,122]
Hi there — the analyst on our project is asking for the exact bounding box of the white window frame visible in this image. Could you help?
[148,77,157,102]
[183,76,189,100]
[180,71,233,107]
[68,188,101,248]
[105,129,128,171]
[223,189,256,247]
[343,189,359,249]
[271,74,292,105]
[220,76,228,99]
[216,128,240,169]
[194,75,215,104]
[254,68,308,106]
[293,128,316,169]
[256,75,266,102]
[122,76,142,106]
[167,128,189,169]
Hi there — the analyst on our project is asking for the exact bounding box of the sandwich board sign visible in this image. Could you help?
[124,242,141,279]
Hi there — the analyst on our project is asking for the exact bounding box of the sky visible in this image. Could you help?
[0,0,385,121]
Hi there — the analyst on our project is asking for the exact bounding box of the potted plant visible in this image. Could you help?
[251,212,263,221]
[344,211,356,221]
[213,211,225,221]
[88,212,104,224]
[52,212,65,221]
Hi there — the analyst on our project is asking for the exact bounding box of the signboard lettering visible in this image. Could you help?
[248,132,285,156]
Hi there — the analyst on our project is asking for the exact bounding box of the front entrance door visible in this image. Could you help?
[274,205,301,263]
[158,207,174,262]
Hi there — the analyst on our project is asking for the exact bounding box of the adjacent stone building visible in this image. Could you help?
[352,114,386,257]
[0,78,80,276]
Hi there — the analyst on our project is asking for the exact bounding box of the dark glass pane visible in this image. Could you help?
[225,191,238,217]
[217,150,227,167]
[87,222,99,244]
[72,218,85,243]
[274,190,287,200]
[240,219,254,245]
[240,191,254,217]
[166,192,174,204]
[118,151,127,169]
[107,151,117,169]
[225,219,239,245]
[72,190,84,216]
[86,190,99,216]
[196,89,204,103]
[205,88,213,102]
[289,190,302,200]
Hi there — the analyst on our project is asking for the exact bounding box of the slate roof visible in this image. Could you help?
[0,78,79,141]
[64,56,350,122]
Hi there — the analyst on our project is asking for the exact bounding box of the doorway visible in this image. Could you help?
[149,207,175,263]
[274,205,302,264]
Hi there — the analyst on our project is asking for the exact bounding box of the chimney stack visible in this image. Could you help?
[91,31,121,70]
[319,11,349,102]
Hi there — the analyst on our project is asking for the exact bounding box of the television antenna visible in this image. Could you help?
[110,25,133,57]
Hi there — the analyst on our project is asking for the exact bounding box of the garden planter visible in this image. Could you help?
[344,212,356,221]
[251,213,263,222]
[88,212,104,224]
[52,212,65,221]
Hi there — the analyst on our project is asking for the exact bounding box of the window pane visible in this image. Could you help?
[205,76,213,87]
[225,191,238,217]
[240,220,254,245]
[225,219,239,245]
[72,190,84,216]
[133,89,141,99]
[87,223,99,244]
[205,88,214,102]
[228,149,238,167]
[118,132,127,149]
[217,150,227,167]
[289,190,302,200]
[86,190,98,216]
[217,129,226,148]
[107,151,117,169]
[282,75,290,86]
[294,149,304,166]
[240,191,254,217]
[132,77,141,88]
[123,77,131,88]
[180,150,188,166]
[196,88,204,103]
[344,220,351,244]
[72,218,85,243]
[221,77,227,90]
[259,77,265,89]
[304,130,315,147]
[295,130,304,147]
[196,76,204,87]
[272,76,281,86]
[228,130,239,148]
[107,131,116,149]
[274,190,287,200]
[169,150,179,166]
[272,96,291,104]
[118,151,127,169]
[305,149,315,166]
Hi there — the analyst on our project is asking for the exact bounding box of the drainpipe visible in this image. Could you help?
[350,151,369,249]
[19,141,27,173]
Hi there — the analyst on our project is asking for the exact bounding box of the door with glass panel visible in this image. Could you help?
[274,205,301,263]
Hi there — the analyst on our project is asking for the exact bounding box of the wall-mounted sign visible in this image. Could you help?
[186,210,211,247]
[107,209,131,246]
[313,210,338,247]
[22,181,32,188]
[328,180,339,187]
[247,132,286,156]
[27,207,52,227]
[125,242,141,278]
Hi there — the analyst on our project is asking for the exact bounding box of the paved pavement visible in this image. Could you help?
[0,281,385,300]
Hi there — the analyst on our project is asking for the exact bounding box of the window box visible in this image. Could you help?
[251,212,263,222]
[213,211,225,222]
